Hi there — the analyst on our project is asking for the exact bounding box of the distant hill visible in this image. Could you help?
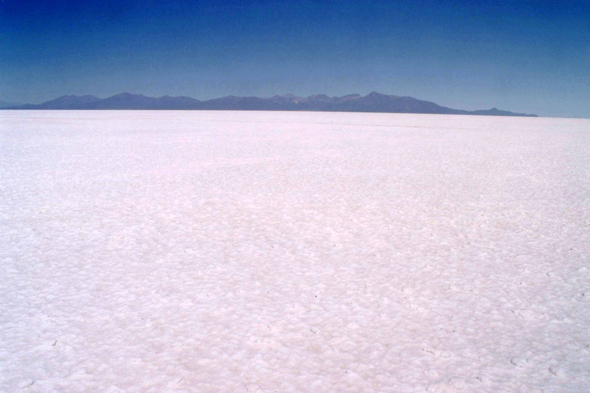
[4,92,538,117]
[0,100,22,108]
[18,95,101,109]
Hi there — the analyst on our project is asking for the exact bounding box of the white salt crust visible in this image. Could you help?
[1,110,589,392]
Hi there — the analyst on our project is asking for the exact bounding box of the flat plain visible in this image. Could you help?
[1,110,589,392]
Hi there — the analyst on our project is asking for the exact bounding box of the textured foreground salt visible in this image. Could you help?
[1,111,589,392]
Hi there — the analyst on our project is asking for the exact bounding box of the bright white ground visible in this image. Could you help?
[1,111,589,393]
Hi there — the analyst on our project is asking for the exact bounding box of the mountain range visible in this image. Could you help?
[4,92,537,117]
[0,100,21,109]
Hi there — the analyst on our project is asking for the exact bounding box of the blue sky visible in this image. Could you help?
[1,0,589,117]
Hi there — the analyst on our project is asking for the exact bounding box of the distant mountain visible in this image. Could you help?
[469,107,533,117]
[0,100,22,108]
[5,92,537,117]
[198,95,268,110]
[17,95,101,109]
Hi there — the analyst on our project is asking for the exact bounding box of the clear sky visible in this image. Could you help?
[2,0,589,117]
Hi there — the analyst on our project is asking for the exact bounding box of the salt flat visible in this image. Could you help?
[1,110,589,392]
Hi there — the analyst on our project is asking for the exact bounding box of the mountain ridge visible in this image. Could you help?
[3,92,538,117]
[0,99,23,109]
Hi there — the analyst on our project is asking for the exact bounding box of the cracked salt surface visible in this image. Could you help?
[1,110,589,392]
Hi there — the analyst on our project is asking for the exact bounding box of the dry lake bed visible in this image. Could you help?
[1,110,589,392]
